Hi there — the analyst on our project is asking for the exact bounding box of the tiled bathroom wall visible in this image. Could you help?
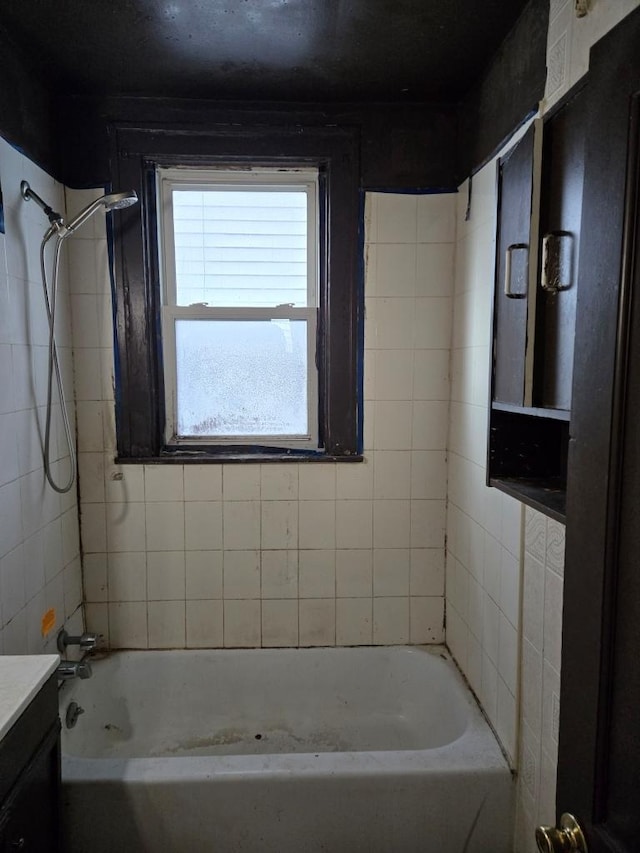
[71,189,455,651]
[446,160,524,766]
[515,509,564,853]
[0,137,83,655]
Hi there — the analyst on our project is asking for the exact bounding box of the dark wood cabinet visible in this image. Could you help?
[0,676,61,853]
[488,86,588,521]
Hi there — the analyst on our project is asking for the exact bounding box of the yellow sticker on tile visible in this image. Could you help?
[41,608,56,637]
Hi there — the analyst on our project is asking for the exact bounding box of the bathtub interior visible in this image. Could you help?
[60,646,474,759]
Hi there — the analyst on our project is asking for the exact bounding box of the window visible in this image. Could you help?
[158,168,319,449]
[110,123,361,461]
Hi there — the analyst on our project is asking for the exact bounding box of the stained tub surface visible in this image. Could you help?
[61,646,514,853]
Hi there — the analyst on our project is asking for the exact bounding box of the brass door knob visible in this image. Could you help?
[536,813,587,853]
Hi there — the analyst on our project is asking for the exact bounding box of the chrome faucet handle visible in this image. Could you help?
[57,629,102,654]
[56,660,92,680]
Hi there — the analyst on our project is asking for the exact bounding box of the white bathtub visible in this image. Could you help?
[60,646,513,852]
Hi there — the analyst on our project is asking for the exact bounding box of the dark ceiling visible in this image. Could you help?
[0,0,530,103]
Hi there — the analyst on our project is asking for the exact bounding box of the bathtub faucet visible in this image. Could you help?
[57,660,92,680]
[57,628,102,655]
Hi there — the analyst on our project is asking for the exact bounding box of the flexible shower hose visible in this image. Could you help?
[39,229,77,494]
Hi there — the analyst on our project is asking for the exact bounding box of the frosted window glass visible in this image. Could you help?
[173,190,308,308]
[175,320,308,437]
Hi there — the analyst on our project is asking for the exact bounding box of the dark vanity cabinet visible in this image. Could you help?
[489,87,587,521]
[0,675,61,853]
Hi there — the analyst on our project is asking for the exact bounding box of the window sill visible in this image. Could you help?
[115,452,364,465]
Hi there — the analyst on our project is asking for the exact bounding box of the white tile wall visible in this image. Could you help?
[72,189,454,651]
[446,153,524,767]
[514,510,564,853]
[0,137,83,656]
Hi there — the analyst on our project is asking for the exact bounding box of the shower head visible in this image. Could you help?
[22,180,139,237]
[63,189,139,234]
[102,191,139,212]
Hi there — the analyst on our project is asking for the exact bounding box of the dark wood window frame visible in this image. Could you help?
[110,122,363,462]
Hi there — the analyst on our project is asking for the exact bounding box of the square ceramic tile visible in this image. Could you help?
[500,546,521,629]
[299,599,335,646]
[373,597,409,645]
[545,520,565,576]
[0,546,26,625]
[409,549,445,596]
[481,653,499,731]
[414,298,453,350]
[81,504,107,554]
[83,553,108,602]
[224,599,261,647]
[496,676,517,765]
[260,464,298,500]
[186,551,223,599]
[371,298,415,351]
[525,507,547,563]
[78,452,105,503]
[373,549,410,596]
[144,465,184,501]
[410,500,446,548]
[375,243,416,297]
[104,460,145,503]
[261,551,298,598]
[223,550,260,599]
[522,638,543,735]
[298,465,336,500]
[335,550,372,597]
[410,451,447,499]
[335,500,373,549]
[185,501,223,550]
[147,551,185,600]
[373,500,410,549]
[186,600,223,648]
[83,603,108,648]
[223,501,260,550]
[298,550,335,598]
[543,568,563,673]
[336,598,372,646]
[145,502,184,551]
[262,600,298,647]
[298,500,335,549]
[498,612,518,696]
[483,593,500,665]
[373,451,411,499]
[373,350,414,401]
[416,244,455,297]
[184,465,222,501]
[148,600,185,648]
[107,552,146,602]
[376,194,418,243]
[261,501,298,549]
[523,552,545,653]
[336,460,373,500]
[222,466,260,500]
[411,401,449,449]
[410,597,444,643]
[417,193,456,244]
[108,602,148,648]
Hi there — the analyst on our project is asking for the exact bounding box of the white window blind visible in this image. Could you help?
[158,168,319,446]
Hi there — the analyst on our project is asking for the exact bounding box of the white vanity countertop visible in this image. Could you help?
[0,655,59,741]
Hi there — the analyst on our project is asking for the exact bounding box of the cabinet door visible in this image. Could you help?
[534,90,586,411]
[0,726,60,853]
[493,122,541,406]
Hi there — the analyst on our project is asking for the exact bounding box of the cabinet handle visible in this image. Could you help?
[504,243,529,299]
[541,231,574,293]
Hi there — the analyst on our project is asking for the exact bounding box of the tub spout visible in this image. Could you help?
[57,660,92,681]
